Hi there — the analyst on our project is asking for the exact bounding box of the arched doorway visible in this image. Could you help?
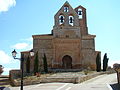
[62,55,72,69]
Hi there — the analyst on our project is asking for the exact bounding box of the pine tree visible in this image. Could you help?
[26,56,30,73]
[103,53,109,71]
[96,53,101,72]
[34,51,39,74]
[42,53,48,73]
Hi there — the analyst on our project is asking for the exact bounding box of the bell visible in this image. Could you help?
[64,7,69,12]
[78,11,82,15]
[70,17,73,23]
[60,16,64,23]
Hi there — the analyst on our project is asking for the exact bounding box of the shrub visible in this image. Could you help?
[103,53,109,71]
[96,53,101,72]
[34,51,39,75]
[42,53,48,73]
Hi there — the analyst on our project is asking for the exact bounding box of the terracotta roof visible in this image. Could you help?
[82,35,96,39]
[21,49,33,53]
[21,51,30,53]
[32,34,53,37]
[74,5,86,10]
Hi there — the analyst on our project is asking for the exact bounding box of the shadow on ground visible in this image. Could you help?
[110,83,120,90]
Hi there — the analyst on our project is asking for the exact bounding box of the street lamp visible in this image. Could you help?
[12,49,18,59]
[30,49,34,57]
[12,49,34,90]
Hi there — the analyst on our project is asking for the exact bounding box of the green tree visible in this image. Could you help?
[26,56,30,73]
[34,51,39,74]
[103,53,109,71]
[42,53,48,73]
[96,53,101,72]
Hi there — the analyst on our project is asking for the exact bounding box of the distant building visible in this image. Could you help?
[21,1,101,72]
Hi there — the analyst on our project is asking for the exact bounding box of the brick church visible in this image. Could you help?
[22,1,100,72]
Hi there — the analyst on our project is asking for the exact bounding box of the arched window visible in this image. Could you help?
[69,15,74,26]
[64,6,69,12]
[59,15,65,25]
[78,8,82,19]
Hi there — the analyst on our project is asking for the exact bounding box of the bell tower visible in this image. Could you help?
[74,6,88,36]
[52,1,81,38]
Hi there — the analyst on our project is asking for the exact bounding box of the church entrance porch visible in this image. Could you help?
[62,55,72,69]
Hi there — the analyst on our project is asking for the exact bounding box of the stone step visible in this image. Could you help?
[0,77,11,86]
[0,75,9,78]
[49,69,82,72]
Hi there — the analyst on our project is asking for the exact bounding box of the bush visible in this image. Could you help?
[43,53,48,73]
[96,53,101,72]
[34,52,39,75]
[103,53,109,71]
[26,56,30,73]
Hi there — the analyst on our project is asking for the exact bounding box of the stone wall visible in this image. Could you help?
[82,39,95,50]
[53,27,81,38]
[81,35,97,70]
[9,70,21,86]
[32,34,98,70]
[21,51,34,73]
[113,64,120,84]
[10,71,115,86]
[33,35,54,70]
[53,38,81,69]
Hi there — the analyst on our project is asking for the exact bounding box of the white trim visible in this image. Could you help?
[106,83,113,90]
[65,87,72,90]
[56,83,69,90]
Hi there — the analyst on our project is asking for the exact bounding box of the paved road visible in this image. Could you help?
[73,73,117,90]
[9,73,118,90]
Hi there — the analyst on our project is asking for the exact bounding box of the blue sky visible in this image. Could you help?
[0,0,120,75]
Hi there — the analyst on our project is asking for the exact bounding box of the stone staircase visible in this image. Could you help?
[0,76,11,87]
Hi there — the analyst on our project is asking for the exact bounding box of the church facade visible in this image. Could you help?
[22,1,100,72]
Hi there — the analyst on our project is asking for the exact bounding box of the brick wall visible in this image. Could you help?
[113,64,120,84]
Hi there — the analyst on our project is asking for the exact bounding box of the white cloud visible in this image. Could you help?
[12,43,29,50]
[0,50,12,64]
[25,37,33,42]
[15,37,33,50]
[0,0,16,12]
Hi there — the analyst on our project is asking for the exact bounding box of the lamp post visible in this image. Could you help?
[12,49,34,90]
